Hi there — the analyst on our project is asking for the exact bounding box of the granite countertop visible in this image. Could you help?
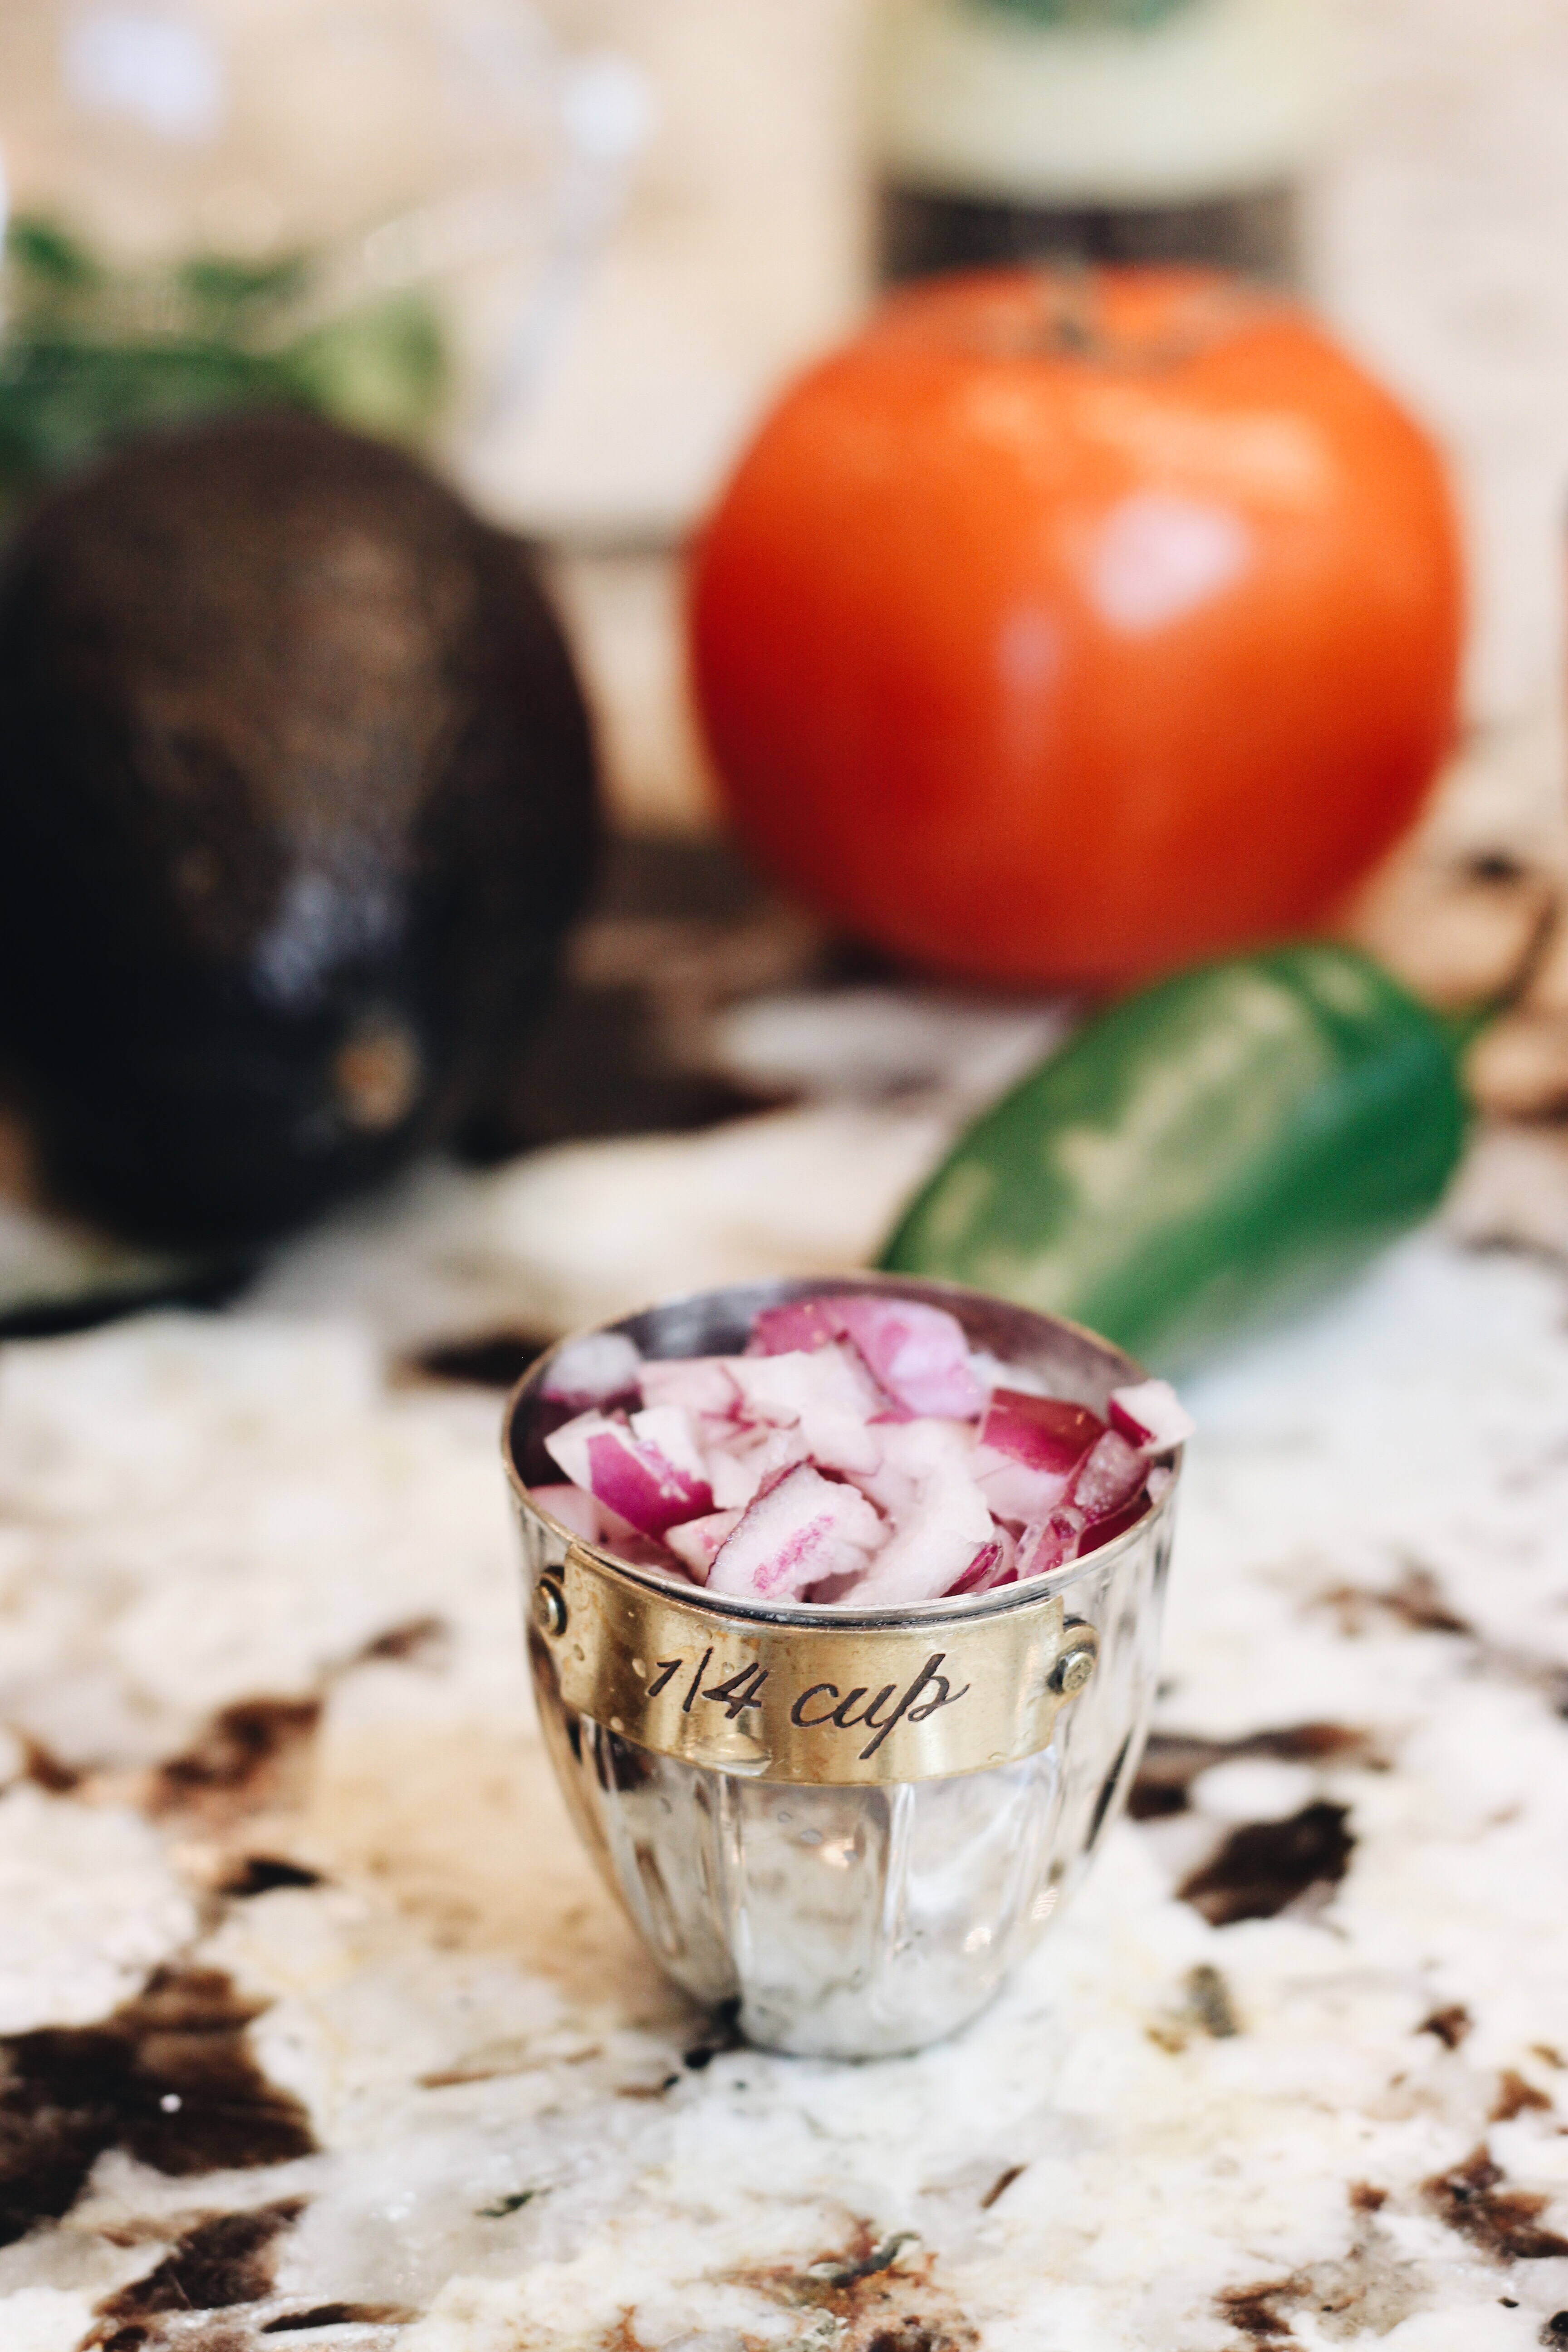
[3,866,1568,2352]
[0,1241,1566,2352]
[7,3,1568,2328]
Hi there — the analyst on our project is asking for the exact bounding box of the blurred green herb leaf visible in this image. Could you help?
[0,213,449,505]
[279,292,448,443]
[8,214,103,292]
[176,250,313,318]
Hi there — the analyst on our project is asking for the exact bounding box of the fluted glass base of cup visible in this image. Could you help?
[524,1504,1171,2059]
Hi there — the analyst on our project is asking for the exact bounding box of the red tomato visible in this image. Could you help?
[689,269,1463,989]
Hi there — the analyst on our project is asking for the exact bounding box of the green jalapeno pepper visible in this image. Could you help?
[879,942,1469,1369]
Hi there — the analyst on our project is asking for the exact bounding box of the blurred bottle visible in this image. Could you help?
[868,0,1332,287]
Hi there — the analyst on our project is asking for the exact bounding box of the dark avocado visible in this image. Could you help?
[0,410,598,1245]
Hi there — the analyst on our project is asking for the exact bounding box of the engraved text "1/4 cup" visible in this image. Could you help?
[645,1647,969,1763]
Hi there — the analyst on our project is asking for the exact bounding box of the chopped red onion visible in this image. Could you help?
[725,1344,885,1475]
[949,1524,1019,1597]
[628,1404,709,1484]
[1108,1377,1195,1454]
[540,1330,643,1407]
[967,1349,1050,1399]
[748,1299,841,1357]
[638,1355,742,1419]
[980,1389,1104,1479]
[970,1442,1069,1524]
[849,1452,996,1607]
[828,1295,985,1419]
[666,1509,743,1578]
[528,1481,603,1544]
[706,1464,884,1602]
[706,1423,808,1512]
[530,1293,1183,1607]
[853,1415,973,1518]
[544,1411,714,1537]
[598,1512,684,1570]
[1018,1505,1086,1578]
[1078,1492,1150,1556]
[1071,1430,1146,1522]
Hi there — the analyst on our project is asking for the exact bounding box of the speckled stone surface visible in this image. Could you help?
[5,6,1568,2334]
[2,1188,1567,2350]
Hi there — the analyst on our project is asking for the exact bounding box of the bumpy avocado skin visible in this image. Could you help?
[0,410,598,1245]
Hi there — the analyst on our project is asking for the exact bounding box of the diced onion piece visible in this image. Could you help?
[1108,1377,1194,1454]
[980,1389,1104,1480]
[524,1480,690,1572]
[1018,1505,1086,1578]
[1078,1492,1149,1556]
[855,1415,975,1517]
[707,1465,884,1602]
[949,1524,1019,1597]
[598,1509,688,1572]
[665,1509,743,1578]
[748,1299,841,1357]
[827,1296,985,1420]
[705,1423,808,1512]
[638,1356,742,1418]
[968,1349,1051,1399]
[629,1405,709,1484]
[1072,1430,1146,1522]
[528,1481,602,1543]
[540,1331,642,1406]
[725,1344,884,1475]
[845,1431,916,1521]
[972,1442,1070,1524]
[847,1458,995,1607]
[544,1411,714,1537]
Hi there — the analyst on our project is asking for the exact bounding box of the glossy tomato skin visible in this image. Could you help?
[690,269,1463,989]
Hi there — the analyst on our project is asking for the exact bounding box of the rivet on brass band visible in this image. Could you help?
[1052,1643,1097,1697]
[533,1574,568,1639]
[532,1542,1099,1787]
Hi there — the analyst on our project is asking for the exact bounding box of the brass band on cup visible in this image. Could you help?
[529,1539,1099,1787]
